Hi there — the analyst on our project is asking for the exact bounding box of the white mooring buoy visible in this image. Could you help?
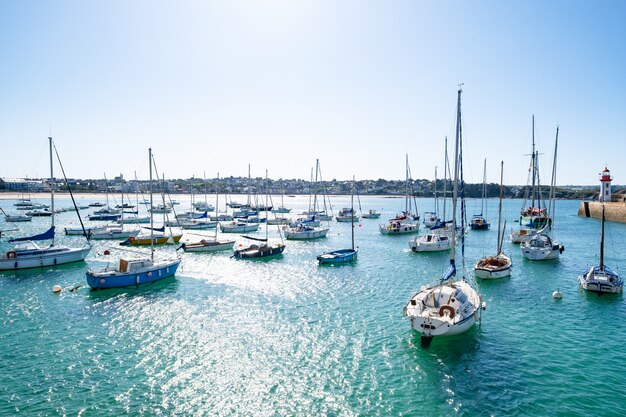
[52,285,62,294]
[552,289,562,299]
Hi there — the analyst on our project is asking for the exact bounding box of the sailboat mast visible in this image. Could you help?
[351,176,355,251]
[600,204,605,270]
[434,166,438,215]
[265,170,269,241]
[450,88,462,264]
[48,136,55,240]
[531,115,536,212]
[482,159,487,216]
[405,154,409,215]
[215,173,220,240]
[497,161,504,254]
[549,126,559,228]
[149,148,154,261]
[104,173,110,208]
[204,171,208,205]
[443,137,448,222]
[313,159,320,214]
[247,164,251,206]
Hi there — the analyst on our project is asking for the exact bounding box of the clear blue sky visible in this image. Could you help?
[1,0,624,186]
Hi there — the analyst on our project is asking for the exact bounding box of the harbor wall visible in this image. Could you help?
[578,201,626,223]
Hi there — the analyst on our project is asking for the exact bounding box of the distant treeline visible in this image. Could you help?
[33,176,602,200]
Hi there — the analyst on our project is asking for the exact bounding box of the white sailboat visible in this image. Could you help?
[379,154,419,235]
[0,136,91,270]
[578,204,623,294]
[470,159,490,230]
[180,173,236,252]
[285,159,330,240]
[521,126,564,260]
[511,116,549,243]
[233,171,286,259]
[403,87,484,346]
[474,161,512,279]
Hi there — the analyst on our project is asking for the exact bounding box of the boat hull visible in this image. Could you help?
[0,246,91,270]
[86,259,180,289]
[409,235,451,252]
[181,240,235,252]
[474,260,512,279]
[121,234,183,246]
[284,227,329,240]
[578,268,623,294]
[403,281,481,337]
[317,249,357,264]
[233,244,285,259]
[379,223,419,235]
[219,223,260,233]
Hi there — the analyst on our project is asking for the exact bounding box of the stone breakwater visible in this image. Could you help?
[578,201,626,223]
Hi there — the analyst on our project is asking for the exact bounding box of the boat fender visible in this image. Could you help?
[439,305,455,319]
[6,251,16,259]
[559,245,565,254]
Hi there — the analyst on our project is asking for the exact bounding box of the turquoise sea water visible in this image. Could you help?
[1,195,626,416]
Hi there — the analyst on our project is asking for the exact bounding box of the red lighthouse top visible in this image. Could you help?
[600,166,612,182]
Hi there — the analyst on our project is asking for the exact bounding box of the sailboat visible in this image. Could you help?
[423,166,441,228]
[474,161,512,279]
[86,148,181,289]
[521,126,564,260]
[273,181,291,214]
[318,177,358,264]
[511,116,550,243]
[180,173,236,252]
[285,160,330,239]
[403,86,484,346]
[379,154,420,235]
[470,159,490,230]
[0,136,91,270]
[233,171,286,259]
[578,204,623,294]
[88,174,121,221]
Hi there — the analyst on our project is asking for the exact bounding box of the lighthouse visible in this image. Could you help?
[600,167,612,202]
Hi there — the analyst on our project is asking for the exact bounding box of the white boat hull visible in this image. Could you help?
[182,240,235,252]
[474,256,512,279]
[219,223,260,233]
[284,227,329,240]
[578,267,623,294]
[409,234,451,252]
[379,222,419,235]
[0,246,91,270]
[403,280,481,337]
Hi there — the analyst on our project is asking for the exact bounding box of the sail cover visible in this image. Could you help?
[9,226,55,243]
[242,235,268,242]
[440,261,456,282]
[143,226,165,232]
